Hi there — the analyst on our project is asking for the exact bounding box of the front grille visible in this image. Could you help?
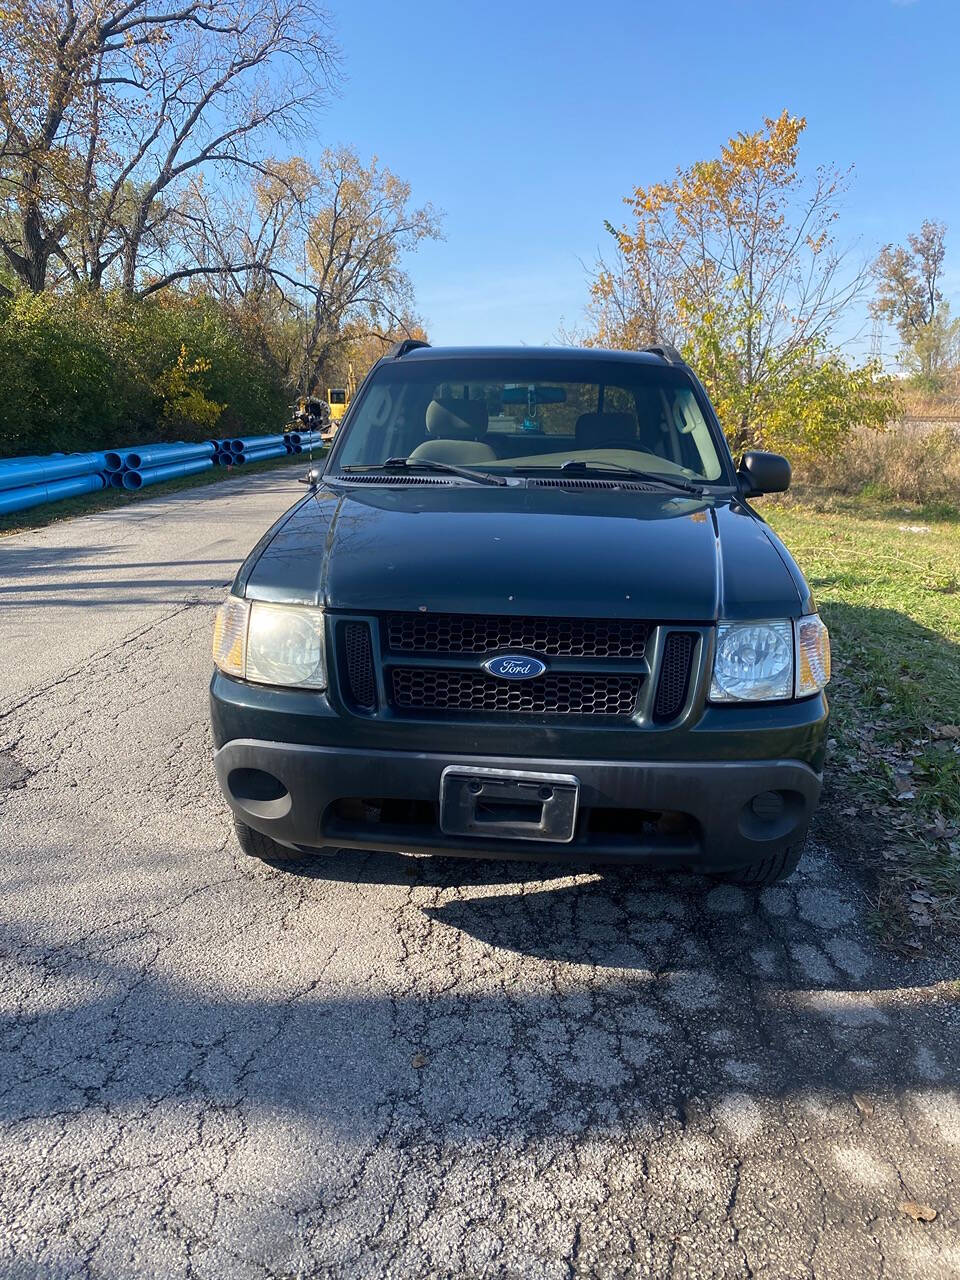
[385,613,648,659]
[653,632,696,721]
[391,668,642,716]
[342,622,377,711]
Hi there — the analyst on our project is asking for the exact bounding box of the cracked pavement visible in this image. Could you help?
[1,471,959,1278]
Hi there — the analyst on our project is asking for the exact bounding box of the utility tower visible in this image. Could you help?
[869,314,883,362]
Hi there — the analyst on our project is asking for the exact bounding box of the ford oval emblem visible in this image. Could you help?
[483,654,547,680]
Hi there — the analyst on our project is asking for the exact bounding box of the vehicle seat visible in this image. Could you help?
[409,398,497,464]
[574,411,637,450]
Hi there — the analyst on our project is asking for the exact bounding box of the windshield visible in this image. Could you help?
[330,357,729,484]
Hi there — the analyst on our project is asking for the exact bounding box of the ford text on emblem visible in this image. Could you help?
[483,655,547,680]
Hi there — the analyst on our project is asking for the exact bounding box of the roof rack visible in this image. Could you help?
[389,338,431,359]
[641,344,685,365]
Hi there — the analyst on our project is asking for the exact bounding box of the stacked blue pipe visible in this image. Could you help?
[0,471,107,516]
[221,434,289,465]
[1,429,310,515]
[104,440,215,473]
[0,452,108,516]
[122,457,214,489]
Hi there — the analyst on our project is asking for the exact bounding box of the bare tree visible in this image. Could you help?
[0,0,338,293]
[872,220,958,383]
[181,147,442,392]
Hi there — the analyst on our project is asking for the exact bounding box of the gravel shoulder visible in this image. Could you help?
[1,477,959,1278]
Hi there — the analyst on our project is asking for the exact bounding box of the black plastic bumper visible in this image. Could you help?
[213,738,822,871]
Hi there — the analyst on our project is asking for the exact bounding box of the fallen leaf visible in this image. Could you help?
[895,791,915,802]
[411,1052,428,1069]
[910,891,936,904]
[932,725,960,740]
[852,1092,875,1117]
[900,1201,937,1223]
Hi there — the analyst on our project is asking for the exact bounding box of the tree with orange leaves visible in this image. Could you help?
[585,112,896,461]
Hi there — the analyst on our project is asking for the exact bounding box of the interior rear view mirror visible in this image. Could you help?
[501,385,567,405]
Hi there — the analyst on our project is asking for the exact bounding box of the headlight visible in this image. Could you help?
[710,620,794,702]
[212,596,326,689]
[709,615,830,702]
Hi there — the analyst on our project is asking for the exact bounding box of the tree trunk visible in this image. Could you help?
[14,200,50,292]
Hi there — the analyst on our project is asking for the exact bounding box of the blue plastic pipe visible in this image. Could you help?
[0,472,106,515]
[125,442,215,470]
[228,434,287,454]
[238,444,288,464]
[121,457,213,489]
[0,454,61,469]
[0,453,107,493]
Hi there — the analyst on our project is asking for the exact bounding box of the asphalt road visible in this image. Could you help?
[1,471,959,1279]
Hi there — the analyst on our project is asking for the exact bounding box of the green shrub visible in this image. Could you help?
[0,288,288,456]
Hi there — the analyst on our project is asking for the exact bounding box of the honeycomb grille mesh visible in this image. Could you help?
[343,622,377,711]
[385,613,648,659]
[653,632,696,721]
[391,668,641,716]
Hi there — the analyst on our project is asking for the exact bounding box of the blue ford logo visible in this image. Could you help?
[483,654,547,680]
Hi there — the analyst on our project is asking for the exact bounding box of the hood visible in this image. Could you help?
[238,482,806,621]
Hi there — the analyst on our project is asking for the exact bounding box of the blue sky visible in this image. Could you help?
[315,0,958,359]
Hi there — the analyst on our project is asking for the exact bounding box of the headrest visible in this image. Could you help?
[425,397,489,440]
[575,412,637,448]
[409,439,498,464]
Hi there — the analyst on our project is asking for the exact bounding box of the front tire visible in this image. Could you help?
[233,816,304,864]
[717,843,803,888]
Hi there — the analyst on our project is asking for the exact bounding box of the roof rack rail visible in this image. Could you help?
[389,338,431,359]
[641,344,685,365]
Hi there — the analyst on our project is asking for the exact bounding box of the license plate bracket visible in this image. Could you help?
[440,766,580,842]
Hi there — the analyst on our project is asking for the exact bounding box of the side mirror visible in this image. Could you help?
[738,450,791,497]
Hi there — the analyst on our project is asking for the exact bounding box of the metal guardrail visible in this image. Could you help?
[0,431,324,516]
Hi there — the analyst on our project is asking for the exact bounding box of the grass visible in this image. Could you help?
[0,449,317,537]
[764,491,960,950]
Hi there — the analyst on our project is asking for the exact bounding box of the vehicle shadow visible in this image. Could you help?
[1,852,957,1149]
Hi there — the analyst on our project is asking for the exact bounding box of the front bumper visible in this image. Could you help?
[213,738,822,870]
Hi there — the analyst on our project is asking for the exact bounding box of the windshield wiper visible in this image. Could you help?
[554,459,706,496]
[340,457,506,486]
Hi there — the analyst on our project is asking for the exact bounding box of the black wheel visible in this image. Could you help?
[233,816,305,864]
[717,843,803,888]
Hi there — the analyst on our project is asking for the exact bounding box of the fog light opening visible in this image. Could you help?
[738,789,804,842]
[751,790,784,820]
[227,767,291,819]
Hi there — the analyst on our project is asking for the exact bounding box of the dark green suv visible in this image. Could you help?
[211,343,830,886]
